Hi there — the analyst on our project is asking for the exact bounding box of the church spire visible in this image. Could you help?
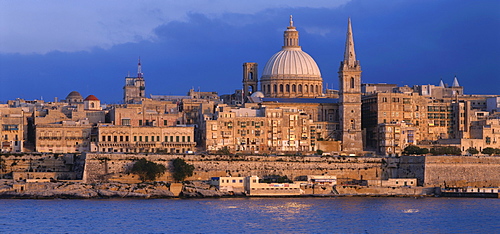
[343,18,357,66]
[137,57,143,78]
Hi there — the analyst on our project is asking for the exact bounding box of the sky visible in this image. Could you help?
[0,0,499,103]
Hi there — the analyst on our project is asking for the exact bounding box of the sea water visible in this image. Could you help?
[0,197,498,233]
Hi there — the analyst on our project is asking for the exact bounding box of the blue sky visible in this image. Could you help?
[0,0,499,103]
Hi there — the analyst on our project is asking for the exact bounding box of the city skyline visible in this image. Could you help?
[1,0,499,103]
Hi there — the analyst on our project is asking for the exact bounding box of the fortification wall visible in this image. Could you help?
[83,153,385,183]
[423,156,500,187]
[394,156,500,187]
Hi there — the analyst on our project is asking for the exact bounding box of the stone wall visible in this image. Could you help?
[83,153,384,184]
[423,156,500,187]
[393,156,500,187]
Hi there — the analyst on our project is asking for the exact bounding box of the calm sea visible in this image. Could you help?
[0,197,498,233]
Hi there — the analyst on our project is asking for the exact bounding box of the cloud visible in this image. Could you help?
[0,0,350,54]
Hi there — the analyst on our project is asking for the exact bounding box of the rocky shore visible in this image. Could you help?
[0,180,177,199]
[0,180,246,199]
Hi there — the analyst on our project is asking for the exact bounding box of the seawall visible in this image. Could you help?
[83,153,385,183]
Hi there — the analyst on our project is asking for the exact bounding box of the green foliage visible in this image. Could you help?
[430,146,462,156]
[172,158,195,182]
[216,146,231,155]
[130,158,166,182]
[402,145,429,155]
[466,147,479,155]
[316,149,324,155]
[481,147,500,156]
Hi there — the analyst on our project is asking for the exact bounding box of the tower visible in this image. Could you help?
[243,62,258,102]
[124,58,146,104]
[338,18,363,152]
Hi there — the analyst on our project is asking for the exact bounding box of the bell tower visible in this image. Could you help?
[338,18,363,152]
[242,62,258,101]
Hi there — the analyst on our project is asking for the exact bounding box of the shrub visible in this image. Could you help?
[402,145,429,155]
[466,147,479,155]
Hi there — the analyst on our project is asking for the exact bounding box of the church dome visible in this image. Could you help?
[262,48,321,78]
[250,91,265,98]
[65,91,83,103]
[84,95,99,101]
[260,16,323,98]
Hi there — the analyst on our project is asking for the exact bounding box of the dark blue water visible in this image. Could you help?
[0,197,498,233]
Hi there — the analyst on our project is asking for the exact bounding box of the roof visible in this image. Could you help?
[66,91,82,99]
[262,48,322,78]
[84,95,99,101]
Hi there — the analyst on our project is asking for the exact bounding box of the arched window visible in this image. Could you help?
[292,84,296,92]
[351,119,355,130]
[267,85,271,94]
[286,84,290,92]
[273,85,277,93]
[262,85,266,93]
[350,77,355,89]
[316,85,319,93]
[249,72,253,80]
[305,85,308,93]
[279,84,283,93]
[91,103,95,108]
[298,84,302,93]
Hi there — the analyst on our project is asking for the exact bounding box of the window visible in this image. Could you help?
[182,136,185,142]
[157,136,160,141]
[134,136,137,141]
[164,120,168,126]
[176,136,180,142]
[280,84,283,92]
[187,136,191,142]
[170,136,174,142]
[350,77,355,89]
[120,136,123,141]
[145,136,148,142]
[122,119,131,126]
[107,136,111,141]
[286,84,290,92]
[126,136,129,141]
[139,120,143,125]
[102,136,106,141]
[114,136,117,142]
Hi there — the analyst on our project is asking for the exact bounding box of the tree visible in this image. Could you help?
[430,146,461,156]
[402,145,428,155]
[130,158,166,182]
[316,149,324,155]
[172,158,195,182]
[482,147,496,156]
[466,147,479,155]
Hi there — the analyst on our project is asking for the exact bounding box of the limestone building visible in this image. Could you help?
[35,119,92,153]
[93,124,195,153]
